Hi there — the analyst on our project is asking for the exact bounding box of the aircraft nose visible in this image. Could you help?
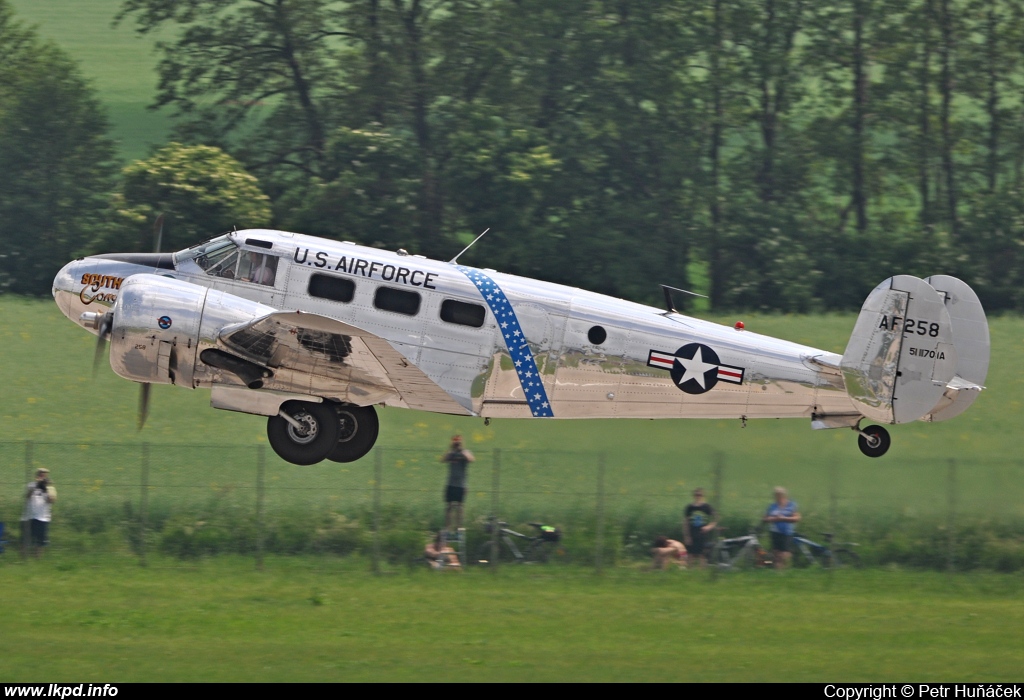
[52,260,79,319]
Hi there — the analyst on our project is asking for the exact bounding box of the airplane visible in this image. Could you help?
[51,228,990,465]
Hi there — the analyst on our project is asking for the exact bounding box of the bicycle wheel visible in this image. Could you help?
[535,540,571,565]
[830,548,862,569]
[708,541,731,570]
[475,541,500,565]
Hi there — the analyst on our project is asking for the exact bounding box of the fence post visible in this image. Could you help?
[829,457,839,535]
[372,447,382,575]
[709,452,724,582]
[490,448,500,571]
[139,443,149,566]
[255,445,265,572]
[946,458,956,573]
[595,453,606,574]
[21,441,32,558]
[711,452,724,519]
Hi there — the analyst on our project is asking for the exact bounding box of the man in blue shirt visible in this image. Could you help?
[763,486,800,569]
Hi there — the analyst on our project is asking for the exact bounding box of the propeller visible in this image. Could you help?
[138,383,151,432]
[91,312,113,378]
[136,214,164,431]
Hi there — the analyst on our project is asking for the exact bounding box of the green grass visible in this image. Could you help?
[0,556,1021,682]
[8,0,172,161]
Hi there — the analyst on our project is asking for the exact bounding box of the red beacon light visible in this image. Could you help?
[734,321,745,330]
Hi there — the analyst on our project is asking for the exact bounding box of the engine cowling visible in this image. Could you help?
[109,275,274,387]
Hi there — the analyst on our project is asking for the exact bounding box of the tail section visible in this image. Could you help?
[921,275,989,422]
[840,275,959,424]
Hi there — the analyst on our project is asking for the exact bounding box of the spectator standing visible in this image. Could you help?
[763,486,801,569]
[440,435,474,531]
[683,487,717,567]
[21,468,56,557]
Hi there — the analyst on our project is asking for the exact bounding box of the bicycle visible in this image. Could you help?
[475,520,569,564]
[707,527,774,571]
[791,532,861,569]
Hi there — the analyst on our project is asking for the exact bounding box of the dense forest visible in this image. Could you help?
[1,0,1024,313]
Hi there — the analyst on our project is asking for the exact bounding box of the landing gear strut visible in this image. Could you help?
[267,401,340,465]
[327,404,379,463]
[856,424,891,458]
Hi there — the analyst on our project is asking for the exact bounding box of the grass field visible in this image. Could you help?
[9,0,172,162]
[0,556,1021,682]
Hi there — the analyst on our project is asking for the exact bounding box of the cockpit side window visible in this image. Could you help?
[240,252,278,286]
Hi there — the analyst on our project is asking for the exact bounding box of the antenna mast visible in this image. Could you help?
[449,228,491,264]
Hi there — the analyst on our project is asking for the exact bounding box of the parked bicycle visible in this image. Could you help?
[791,532,861,569]
[707,527,774,571]
[475,520,569,564]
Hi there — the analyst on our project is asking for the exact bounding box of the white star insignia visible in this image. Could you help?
[676,346,718,389]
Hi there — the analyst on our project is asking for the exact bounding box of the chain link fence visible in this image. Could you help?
[2,440,1023,572]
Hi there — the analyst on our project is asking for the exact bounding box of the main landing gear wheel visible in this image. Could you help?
[267,401,340,465]
[857,424,891,458]
[327,404,379,463]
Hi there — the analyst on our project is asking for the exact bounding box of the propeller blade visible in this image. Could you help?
[152,213,164,254]
[91,313,113,378]
[138,383,151,431]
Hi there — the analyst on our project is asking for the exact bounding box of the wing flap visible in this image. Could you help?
[218,311,471,415]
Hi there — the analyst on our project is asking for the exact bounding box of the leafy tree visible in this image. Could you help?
[103,143,272,253]
[0,0,117,296]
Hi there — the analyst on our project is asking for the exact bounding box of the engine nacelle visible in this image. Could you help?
[109,275,274,387]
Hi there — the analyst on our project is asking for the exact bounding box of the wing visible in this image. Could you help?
[216,311,471,415]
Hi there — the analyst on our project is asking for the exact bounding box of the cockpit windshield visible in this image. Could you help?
[174,236,238,271]
[173,235,278,286]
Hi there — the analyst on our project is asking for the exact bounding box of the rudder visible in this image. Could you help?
[840,275,957,424]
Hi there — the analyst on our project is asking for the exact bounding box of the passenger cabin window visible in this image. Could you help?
[309,273,355,303]
[374,286,421,316]
[440,299,486,328]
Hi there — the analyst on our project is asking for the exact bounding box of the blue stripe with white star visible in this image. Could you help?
[454,265,554,417]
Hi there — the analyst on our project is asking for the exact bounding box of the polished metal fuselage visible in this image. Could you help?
[53,229,860,422]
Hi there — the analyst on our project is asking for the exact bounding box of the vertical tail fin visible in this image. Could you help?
[840,275,958,424]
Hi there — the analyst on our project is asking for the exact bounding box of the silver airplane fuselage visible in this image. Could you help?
[52,229,856,423]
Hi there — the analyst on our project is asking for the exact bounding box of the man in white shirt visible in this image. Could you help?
[21,468,56,557]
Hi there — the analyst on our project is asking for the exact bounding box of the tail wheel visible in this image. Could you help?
[266,401,340,465]
[857,424,891,458]
[326,404,379,463]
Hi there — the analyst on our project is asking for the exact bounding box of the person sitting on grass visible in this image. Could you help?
[651,535,687,570]
[424,531,461,571]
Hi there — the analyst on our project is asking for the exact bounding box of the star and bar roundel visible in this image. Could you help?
[647,343,745,395]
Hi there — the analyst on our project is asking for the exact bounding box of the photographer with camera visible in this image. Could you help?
[21,468,56,557]
[440,435,474,531]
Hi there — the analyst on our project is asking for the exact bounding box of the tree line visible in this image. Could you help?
[2,0,1023,313]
